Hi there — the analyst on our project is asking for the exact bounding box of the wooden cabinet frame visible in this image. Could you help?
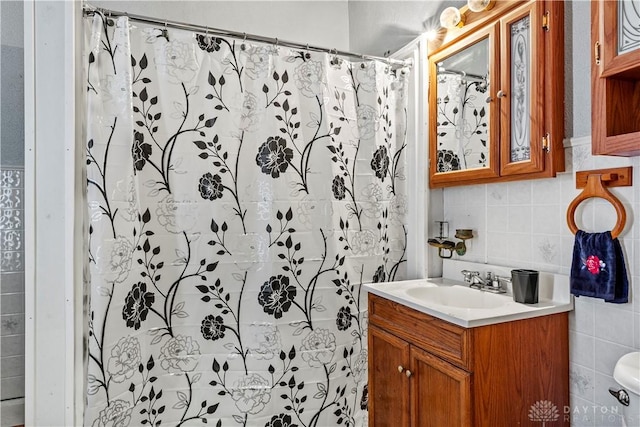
[428,0,564,188]
[499,1,545,176]
[591,0,640,156]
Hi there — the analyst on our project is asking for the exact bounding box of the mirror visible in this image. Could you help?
[435,37,490,173]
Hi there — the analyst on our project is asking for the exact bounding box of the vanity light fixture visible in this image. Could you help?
[439,6,465,30]
[425,29,438,41]
[466,0,495,13]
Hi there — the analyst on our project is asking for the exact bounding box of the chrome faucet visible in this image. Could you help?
[461,270,508,293]
[461,270,486,289]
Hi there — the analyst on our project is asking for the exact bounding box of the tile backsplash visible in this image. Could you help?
[440,137,639,426]
[0,167,25,401]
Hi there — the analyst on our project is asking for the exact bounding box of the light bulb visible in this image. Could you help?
[439,7,464,29]
[467,0,495,13]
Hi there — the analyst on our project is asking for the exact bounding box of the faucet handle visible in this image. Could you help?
[485,275,510,293]
[461,270,479,283]
[495,275,511,284]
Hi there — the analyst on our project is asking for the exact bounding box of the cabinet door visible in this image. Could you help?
[596,0,640,76]
[592,0,640,156]
[428,22,501,187]
[499,1,546,176]
[368,326,410,427]
[410,347,472,427]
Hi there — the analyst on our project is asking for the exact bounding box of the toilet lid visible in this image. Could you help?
[614,352,640,395]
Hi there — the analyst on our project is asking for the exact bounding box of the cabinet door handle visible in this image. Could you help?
[405,370,412,378]
[497,90,507,98]
[397,365,404,373]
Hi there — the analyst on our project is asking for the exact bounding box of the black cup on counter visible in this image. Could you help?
[511,269,539,304]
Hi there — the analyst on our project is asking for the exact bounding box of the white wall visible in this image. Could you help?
[91,0,351,51]
[348,0,465,56]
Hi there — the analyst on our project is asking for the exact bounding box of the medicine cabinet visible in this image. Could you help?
[428,0,564,188]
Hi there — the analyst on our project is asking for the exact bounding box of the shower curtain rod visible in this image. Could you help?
[83,5,412,67]
[438,69,486,81]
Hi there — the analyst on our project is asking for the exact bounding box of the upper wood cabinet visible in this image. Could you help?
[428,0,564,188]
[592,0,640,156]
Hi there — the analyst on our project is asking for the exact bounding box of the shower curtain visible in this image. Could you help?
[84,14,409,427]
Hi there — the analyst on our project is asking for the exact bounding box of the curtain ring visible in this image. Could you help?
[205,26,209,36]
[241,32,247,51]
[162,20,170,42]
[331,48,338,66]
[274,37,279,47]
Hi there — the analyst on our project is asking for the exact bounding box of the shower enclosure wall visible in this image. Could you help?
[1,1,26,426]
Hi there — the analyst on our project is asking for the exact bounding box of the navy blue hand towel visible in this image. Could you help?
[570,230,628,303]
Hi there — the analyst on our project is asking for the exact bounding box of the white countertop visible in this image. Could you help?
[363,260,574,328]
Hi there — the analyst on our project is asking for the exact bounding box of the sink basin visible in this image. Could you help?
[405,285,509,309]
[363,260,573,327]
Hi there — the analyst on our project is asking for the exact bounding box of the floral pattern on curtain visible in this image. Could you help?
[84,14,409,427]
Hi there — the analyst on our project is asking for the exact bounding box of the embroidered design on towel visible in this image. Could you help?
[583,255,606,275]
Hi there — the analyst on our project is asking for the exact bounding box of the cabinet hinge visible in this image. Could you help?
[542,11,550,31]
[542,133,550,153]
[594,41,601,65]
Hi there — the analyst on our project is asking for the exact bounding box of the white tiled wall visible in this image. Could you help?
[0,168,25,401]
[441,137,640,426]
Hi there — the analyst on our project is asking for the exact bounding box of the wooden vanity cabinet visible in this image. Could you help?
[368,294,569,427]
[591,0,640,156]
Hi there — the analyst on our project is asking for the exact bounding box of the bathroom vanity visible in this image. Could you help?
[365,261,573,426]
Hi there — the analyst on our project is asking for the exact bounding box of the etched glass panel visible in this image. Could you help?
[435,38,490,172]
[510,15,531,162]
[618,0,640,55]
